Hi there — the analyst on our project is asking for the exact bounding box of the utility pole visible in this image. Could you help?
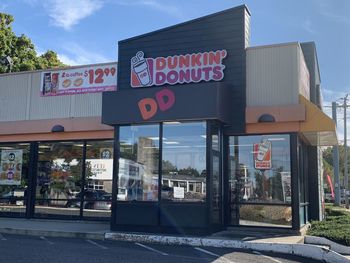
[332,102,340,205]
[344,95,349,209]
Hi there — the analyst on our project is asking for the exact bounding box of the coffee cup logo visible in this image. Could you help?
[131,51,152,86]
[257,140,270,161]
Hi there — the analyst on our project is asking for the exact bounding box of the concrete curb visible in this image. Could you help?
[305,235,350,255]
[105,232,350,263]
[0,228,105,240]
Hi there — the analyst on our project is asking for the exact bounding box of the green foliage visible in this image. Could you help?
[178,167,200,177]
[0,13,66,73]
[322,145,350,190]
[308,206,350,246]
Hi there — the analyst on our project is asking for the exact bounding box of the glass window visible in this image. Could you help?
[162,122,206,202]
[239,204,292,227]
[35,142,83,217]
[119,125,159,201]
[84,140,113,217]
[229,134,291,204]
[0,143,30,216]
[229,134,292,227]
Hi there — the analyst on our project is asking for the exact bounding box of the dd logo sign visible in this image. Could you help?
[138,88,175,120]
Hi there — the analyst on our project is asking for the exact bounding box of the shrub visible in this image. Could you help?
[308,215,350,246]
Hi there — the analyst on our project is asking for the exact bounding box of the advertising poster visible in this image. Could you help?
[253,139,272,170]
[0,149,23,185]
[40,63,117,96]
[87,159,113,180]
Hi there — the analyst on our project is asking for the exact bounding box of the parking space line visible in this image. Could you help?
[194,247,234,263]
[135,242,168,256]
[86,239,108,250]
[253,251,282,263]
[40,236,54,245]
[0,233,6,241]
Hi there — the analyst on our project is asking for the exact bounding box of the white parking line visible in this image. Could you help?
[194,247,234,263]
[86,239,108,250]
[253,251,282,263]
[40,236,54,245]
[0,233,6,241]
[135,242,168,256]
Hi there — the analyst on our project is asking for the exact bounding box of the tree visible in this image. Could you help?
[322,145,350,189]
[0,13,66,73]
[178,167,200,177]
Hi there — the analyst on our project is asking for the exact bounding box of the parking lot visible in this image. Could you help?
[0,233,323,263]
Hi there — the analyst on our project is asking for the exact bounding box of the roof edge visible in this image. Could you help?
[247,42,300,50]
[301,41,321,83]
[119,5,250,44]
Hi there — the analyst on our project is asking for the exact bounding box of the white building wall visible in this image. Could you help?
[0,64,113,122]
[246,43,310,107]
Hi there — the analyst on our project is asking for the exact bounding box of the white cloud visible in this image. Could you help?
[316,0,350,25]
[320,10,349,24]
[58,42,111,66]
[43,0,104,30]
[302,20,316,34]
[322,88,347,103]
[115,0,188,21]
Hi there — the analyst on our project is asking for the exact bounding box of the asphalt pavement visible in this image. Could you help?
[0,233,323,263]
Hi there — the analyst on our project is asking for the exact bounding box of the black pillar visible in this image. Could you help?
[307,146,320,221]
[290,134,300,230]
[26,142,38,219]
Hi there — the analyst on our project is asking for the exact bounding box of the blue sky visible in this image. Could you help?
[1,0,350,136]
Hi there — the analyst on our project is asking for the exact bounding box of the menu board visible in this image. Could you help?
[40,63,117,96]
[0,149,23,185]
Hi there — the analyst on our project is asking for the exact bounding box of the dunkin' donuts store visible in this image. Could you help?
[0,5,337,234]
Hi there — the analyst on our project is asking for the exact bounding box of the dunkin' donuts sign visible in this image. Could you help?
[131,50,227,88]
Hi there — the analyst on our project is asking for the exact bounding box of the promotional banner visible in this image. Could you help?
[326,174,334,198]
[41,63,117,96]
[253,140,272,170]
[0,149,23,185]
[131,50,227,88]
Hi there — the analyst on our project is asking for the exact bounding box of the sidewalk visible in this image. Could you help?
[0,217,109,240]
[0,217,348,263]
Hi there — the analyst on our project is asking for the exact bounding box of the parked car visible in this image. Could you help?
[161,185,173,201]
[66,190,111,210]
[93,194,112,210]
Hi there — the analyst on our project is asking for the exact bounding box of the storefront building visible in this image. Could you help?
[0,5,337,234]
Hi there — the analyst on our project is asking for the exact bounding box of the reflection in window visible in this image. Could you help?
[229,135,291,204]
[229,134,292,227]
[239,204,292,226]
[35,142,83,217]
[0,143,30,216]
[119,125,159,201]
[85,140,113,193]
[162,122,206,202]
[84,140,113,217]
